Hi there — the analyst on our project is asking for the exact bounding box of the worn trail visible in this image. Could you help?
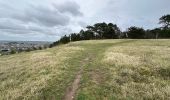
[63,40,135,100]
[63,57,89,100]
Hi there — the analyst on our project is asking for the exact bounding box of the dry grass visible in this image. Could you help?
[70,40,123,45]
[0,45,84,100]
[102,40,170,99]
[103,52,140,66]
[1,39,170,100]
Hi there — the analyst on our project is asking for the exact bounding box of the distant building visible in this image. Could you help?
[0,41,51,55]
[0,49,11,55]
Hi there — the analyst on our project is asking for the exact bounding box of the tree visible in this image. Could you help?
[145,28,162,39]
[127,26,145,39]
[10,49,16,54]
[70,33,81,41]
[79,30,85,40]
[59,35,70,44]
[159,14,170,29]
[82,30,95,40]
[93,22,107,38]
[150,28,161,39]
[107,23,121,39]
[52,41,60,46]
[86,22,121,39]
[159,28,170,38]
[38,46,43,50]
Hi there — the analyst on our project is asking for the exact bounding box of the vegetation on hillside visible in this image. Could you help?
[0,40,170,99]
[50,14,170,47]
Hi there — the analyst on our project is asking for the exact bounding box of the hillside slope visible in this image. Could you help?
[0,40,170,100]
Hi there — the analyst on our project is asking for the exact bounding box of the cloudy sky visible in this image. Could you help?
[0,0,170,41]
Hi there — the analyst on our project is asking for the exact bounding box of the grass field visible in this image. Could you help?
[0,40,170,100]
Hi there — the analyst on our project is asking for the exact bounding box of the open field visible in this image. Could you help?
[0,40,170,100]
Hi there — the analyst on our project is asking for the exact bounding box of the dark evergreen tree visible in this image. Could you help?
[70,33,81,41]
[127,26,145,39]
[59,35,70,44]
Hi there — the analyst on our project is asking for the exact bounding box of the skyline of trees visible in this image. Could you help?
[51,14,170,47]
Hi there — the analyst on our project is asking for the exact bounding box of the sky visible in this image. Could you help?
[0,0,170,41]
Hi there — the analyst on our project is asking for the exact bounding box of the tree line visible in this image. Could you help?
[50,14,170,47]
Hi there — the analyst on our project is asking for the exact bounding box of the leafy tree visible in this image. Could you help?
[53,41,60,46]
[38,46,43,50]
[79,29,86,40]
[159,14,170,29]
[150,28,161,39]
[11,49,16,54]
[127,26,145,39]
[93,22,107,38]
[159,29,170,38]
[70,33,81,41]
[107,23,121,39]
[59,35,70,44]
[86,22,121,39]
[83,30,95,40]
[158,14,170,38]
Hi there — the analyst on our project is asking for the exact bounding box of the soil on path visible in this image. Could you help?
[63,57,89,100]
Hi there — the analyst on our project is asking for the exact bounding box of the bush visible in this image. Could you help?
[11,49,16,54]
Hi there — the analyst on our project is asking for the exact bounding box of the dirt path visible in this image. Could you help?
[63,40,135,100]
[63,57,89,100]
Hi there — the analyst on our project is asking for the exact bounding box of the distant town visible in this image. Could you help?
[0,41,52,55]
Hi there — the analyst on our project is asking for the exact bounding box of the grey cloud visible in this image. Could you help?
[97,0,170,30]
[0,26,57,36]
[54,1,83,16]
[0,19,26,30]
[0,18,54,35]
[12,5,70,27]
[78,21,87,28]
[0,1,83,28]
[0,0,84,41]
[0,17,72,37]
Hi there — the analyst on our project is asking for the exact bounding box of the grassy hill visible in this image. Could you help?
[0,40,170,100]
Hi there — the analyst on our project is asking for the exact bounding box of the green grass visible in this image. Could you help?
[0,40,170,100]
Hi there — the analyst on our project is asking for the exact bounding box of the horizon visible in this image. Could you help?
[0,39,53,42]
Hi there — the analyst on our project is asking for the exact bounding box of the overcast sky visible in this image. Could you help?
[0,0,170,41]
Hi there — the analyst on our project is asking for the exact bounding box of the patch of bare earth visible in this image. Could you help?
[63,57,89,100]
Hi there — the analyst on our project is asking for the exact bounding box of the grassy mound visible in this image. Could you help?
[0,40,170,99]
